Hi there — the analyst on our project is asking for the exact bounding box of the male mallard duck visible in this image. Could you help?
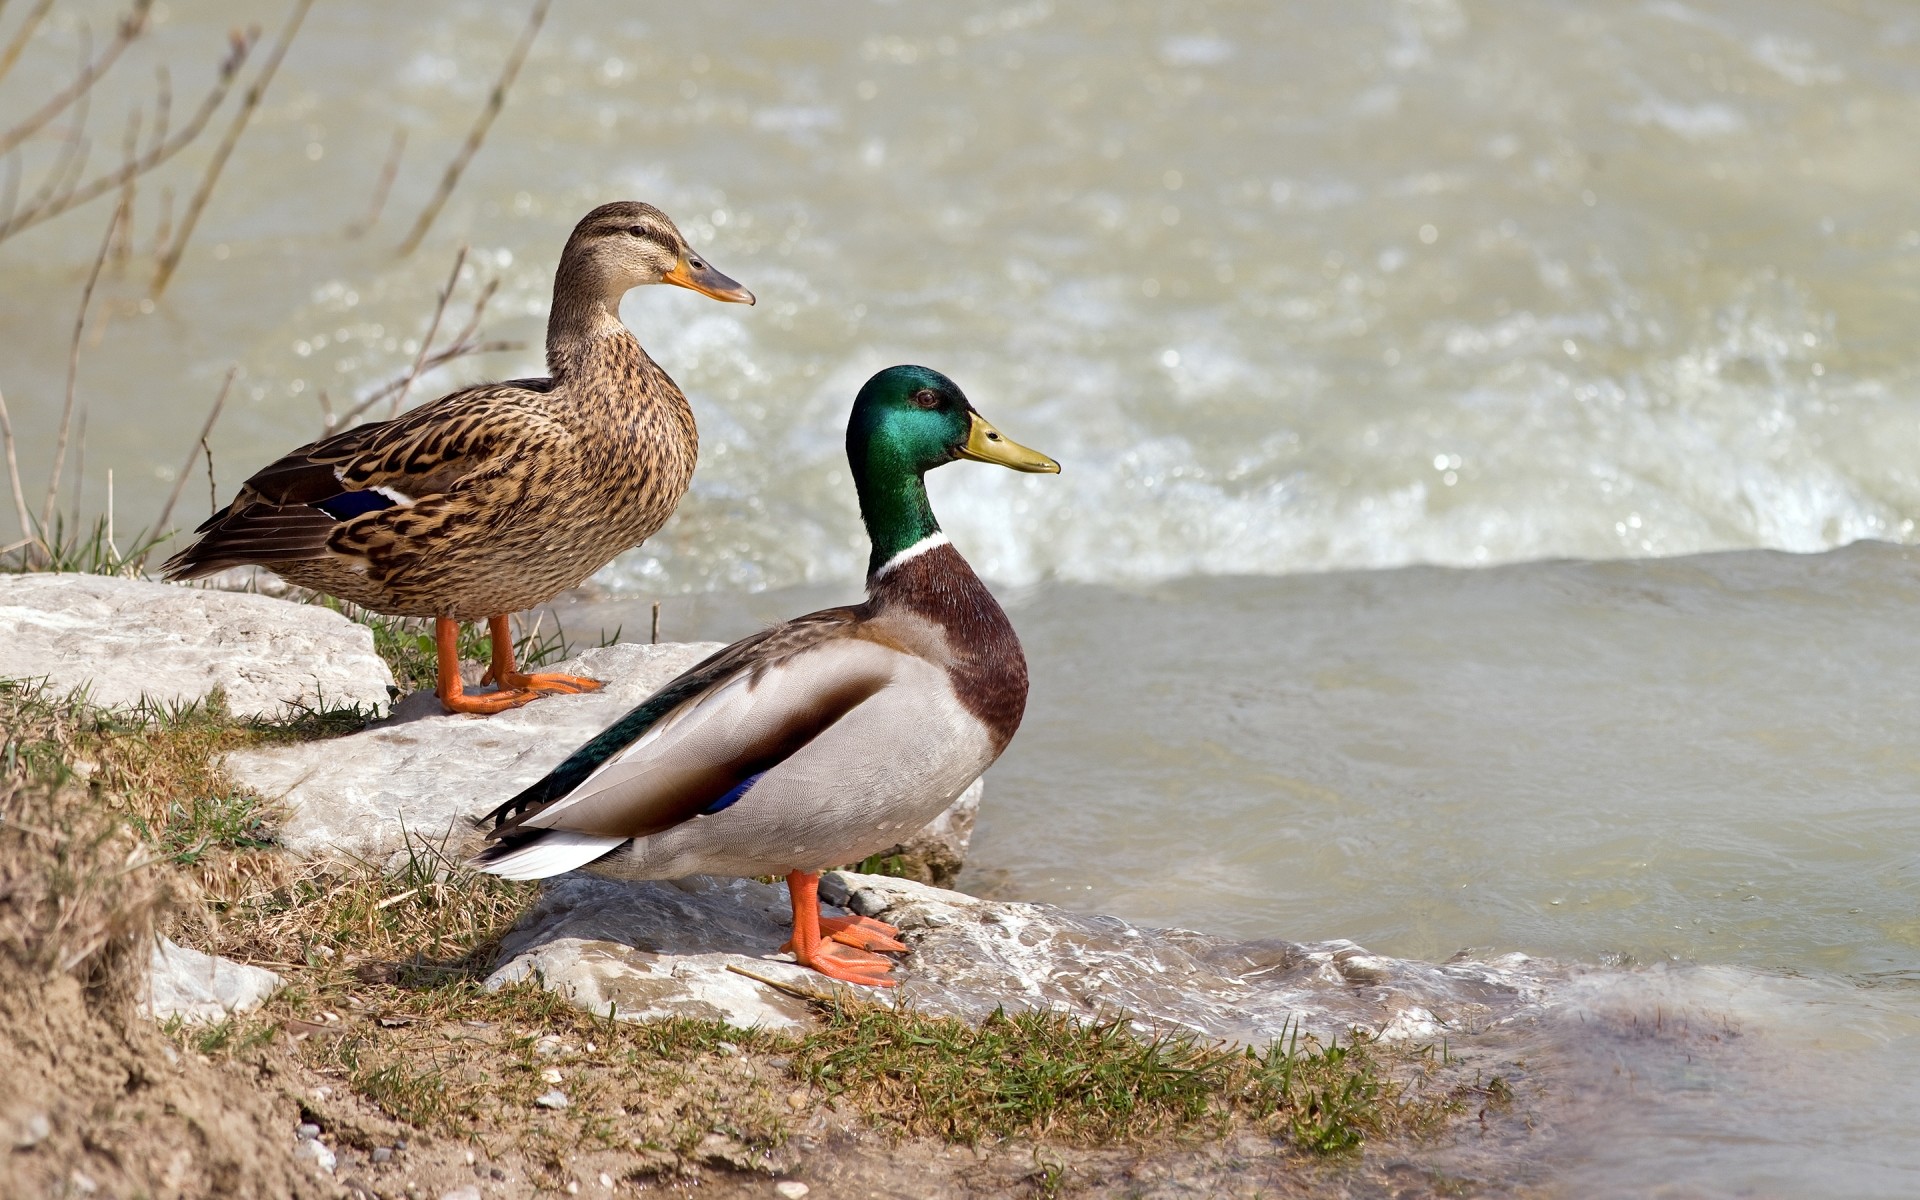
[470,365,1059,986]
[162,202,753,714]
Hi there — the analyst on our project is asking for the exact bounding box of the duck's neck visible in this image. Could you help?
[856,464,944,582]
[546,263,635,377]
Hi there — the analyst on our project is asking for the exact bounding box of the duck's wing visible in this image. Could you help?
[160,378,559,578]
[472,606,905,878]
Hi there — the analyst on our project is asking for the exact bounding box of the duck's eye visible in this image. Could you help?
[627,225,647,238]
[911,389,940,409]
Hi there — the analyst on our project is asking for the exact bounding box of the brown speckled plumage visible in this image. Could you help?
[163,202,750,621]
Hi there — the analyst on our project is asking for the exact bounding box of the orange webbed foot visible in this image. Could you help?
[438,687,541,715]
[820,914,906,953]
[799,940,899,988]
[482,669,604,696]
[784,869,902,988]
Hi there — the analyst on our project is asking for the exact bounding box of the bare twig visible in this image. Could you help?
[11,25,96,226]
[0,0,152,158]
[148,365,235,543]
[386,244,464,419]
[151,0,311,298]
[395,0,549,258]
[0,31,250,244]
[110,105,141,262]
[346,127,406,238]
[41,198,121,536]
[326,336,517,432]
[68,407,85,521]
[0,0,56,90]
[0,387,32,548]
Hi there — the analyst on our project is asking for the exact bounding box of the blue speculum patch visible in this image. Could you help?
[701,771,766,816]
[316,489,398,520]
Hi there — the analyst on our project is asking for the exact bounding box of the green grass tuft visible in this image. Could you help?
[1,513,166,576]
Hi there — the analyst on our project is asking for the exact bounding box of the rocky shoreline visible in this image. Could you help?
[2,572,1564,1197]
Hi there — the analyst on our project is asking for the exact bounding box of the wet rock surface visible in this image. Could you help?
[0,573,392,719]
[143,937,284,1024]
[488,872,1552,1043]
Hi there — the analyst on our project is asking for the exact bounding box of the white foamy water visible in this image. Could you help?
[7,1,1920,587]
[8,1,1920,1193]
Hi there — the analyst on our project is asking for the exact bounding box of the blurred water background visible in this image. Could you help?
[7,1,1920,1193]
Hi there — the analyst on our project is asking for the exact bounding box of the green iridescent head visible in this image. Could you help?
[845,365,1059,575]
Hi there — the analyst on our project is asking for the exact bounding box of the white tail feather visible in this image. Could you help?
[471,831,626,880]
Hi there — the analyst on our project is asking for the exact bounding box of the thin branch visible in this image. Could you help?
[11,24,96,226]
[68,406,85,521]
[149,366,235,541]
[42,197,121,535]
[328,337,518,433]
[151,0,311,298]
[0,0,152,159]
[345,127,406,238]
[148,61,171,155]
[0,0,58,94]
[395,0,549,258]
[0,386,32,549]
[387,244,464,419]
[0,32,249,244]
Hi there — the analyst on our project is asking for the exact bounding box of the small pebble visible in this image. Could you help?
[393,1139,408,1151]
[599,1173,614,1188]
[567,1183,580,1196]
[817,873,851,907]
[848,889,887,918]
[294,1123,321,1141]
[540,1067,564,1084]
[13,1112,51,1149]
[716,1041,739,1056]
[295,1139,336,1174]
[534,1034,565,1057]
[785,1090,808,1111]
[372,1147,393,1164]
[438,1188,481,1200]
[774,1182,810,1199]
[535,1090,569,1110]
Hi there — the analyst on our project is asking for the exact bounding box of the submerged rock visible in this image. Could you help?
[486,872,1550,1043]
[143,937,283,1024]
[0,573,392,719]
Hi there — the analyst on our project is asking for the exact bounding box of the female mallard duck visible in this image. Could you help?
[162,202,753,714]
[470,365,1059,986]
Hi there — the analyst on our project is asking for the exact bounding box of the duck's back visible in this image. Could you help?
[174,331,697,619]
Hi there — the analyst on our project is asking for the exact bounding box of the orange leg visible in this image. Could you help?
[479,614,603,697]
[784,870,899,987]
[434,617,539,715]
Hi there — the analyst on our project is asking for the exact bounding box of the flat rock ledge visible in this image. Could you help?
[143,937,283,1024]
[226,640,985,872]
[0,573,392,720]
[487,873,1551,1045]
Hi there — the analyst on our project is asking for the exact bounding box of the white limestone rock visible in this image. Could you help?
[227,642,723,859]
[143,937,283,1024]
[0,573,391,719]
[486,872,1552,1043]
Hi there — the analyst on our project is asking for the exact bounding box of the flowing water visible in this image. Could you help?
[6,0,1920,1193]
